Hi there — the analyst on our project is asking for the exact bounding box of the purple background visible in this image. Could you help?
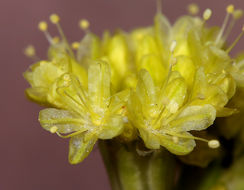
[1,0,244,189]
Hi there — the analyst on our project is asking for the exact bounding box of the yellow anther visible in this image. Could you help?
[187,3,199,15]
[233,9,243,20]
[203,8,212,20]
[79,19,90,30]
[50,126,58,133]
[226,4,235,14]
[50,14,60,24]
[208,140,220,149]
[71,42,80,50]
[24,45,35,57]
[52,36,60,44]
[38,21,48,31]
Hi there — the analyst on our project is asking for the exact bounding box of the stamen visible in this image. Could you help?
[187,3,199,15]
[166,131,220,149]
[226,26,244,53]
[79,19,90,31]
[50,126,58,133]
[72,42,80,50]
[203,8,212,21]
[38,21,53,44]
[223,9,243,44]
[49,13,75,58]
[215,5,235,45]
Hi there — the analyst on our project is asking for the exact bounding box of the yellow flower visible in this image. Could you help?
[127,69,216,155]
[24,42,87,106]
[38,61,129,164]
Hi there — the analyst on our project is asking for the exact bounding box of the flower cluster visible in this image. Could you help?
[24,4,244,164]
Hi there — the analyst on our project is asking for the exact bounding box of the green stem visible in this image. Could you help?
[99,140,177,190]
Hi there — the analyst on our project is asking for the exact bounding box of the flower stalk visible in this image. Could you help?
[99,140,177,190]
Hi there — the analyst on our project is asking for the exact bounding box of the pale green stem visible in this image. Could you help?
[99,140,177,190]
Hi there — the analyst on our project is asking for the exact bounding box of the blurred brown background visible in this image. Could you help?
[0,0,244,189]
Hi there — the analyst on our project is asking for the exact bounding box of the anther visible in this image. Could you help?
[50,126,58,133]
[226,4,235,14]
[24,45,35,57]
[208,140,220,149]
[79,19,90,30]
[187,3,199,15]
[38,21,48,31]
[50,13,60,24]
[203,8,212,21]
[233,9,243,20]
[72,42,80,50]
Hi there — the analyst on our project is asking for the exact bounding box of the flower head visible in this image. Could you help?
[24,3,244,164]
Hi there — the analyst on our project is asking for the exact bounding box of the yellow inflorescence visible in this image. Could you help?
[24,3,244,165]
[38,21,48,31]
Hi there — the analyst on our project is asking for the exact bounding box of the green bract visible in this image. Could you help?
[24,7,244,164]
